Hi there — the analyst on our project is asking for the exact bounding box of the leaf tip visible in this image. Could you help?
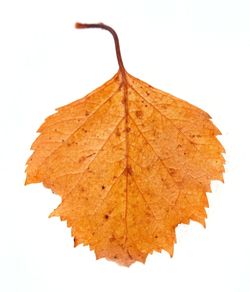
[24,175,32,186]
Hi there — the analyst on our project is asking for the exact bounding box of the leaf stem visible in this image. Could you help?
[75,22,126,76]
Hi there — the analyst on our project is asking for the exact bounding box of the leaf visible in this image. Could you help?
[25,23,225,266]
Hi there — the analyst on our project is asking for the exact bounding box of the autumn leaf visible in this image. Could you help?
[25,23,225,266]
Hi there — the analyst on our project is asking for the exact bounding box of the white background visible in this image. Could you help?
[0,0,250,291]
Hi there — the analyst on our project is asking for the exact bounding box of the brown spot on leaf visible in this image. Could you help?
[116,128,121,137]
[126,165,133,175]
[168,168,176,176]
[126,127,131,133]
[135,110,143,119]
[78,156,86,163]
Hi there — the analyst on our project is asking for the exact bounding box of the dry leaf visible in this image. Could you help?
[25,23,225,266]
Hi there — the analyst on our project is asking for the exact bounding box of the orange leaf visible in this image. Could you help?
[25,23,225,266]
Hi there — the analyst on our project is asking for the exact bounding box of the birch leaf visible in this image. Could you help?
[25,23,225,266]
